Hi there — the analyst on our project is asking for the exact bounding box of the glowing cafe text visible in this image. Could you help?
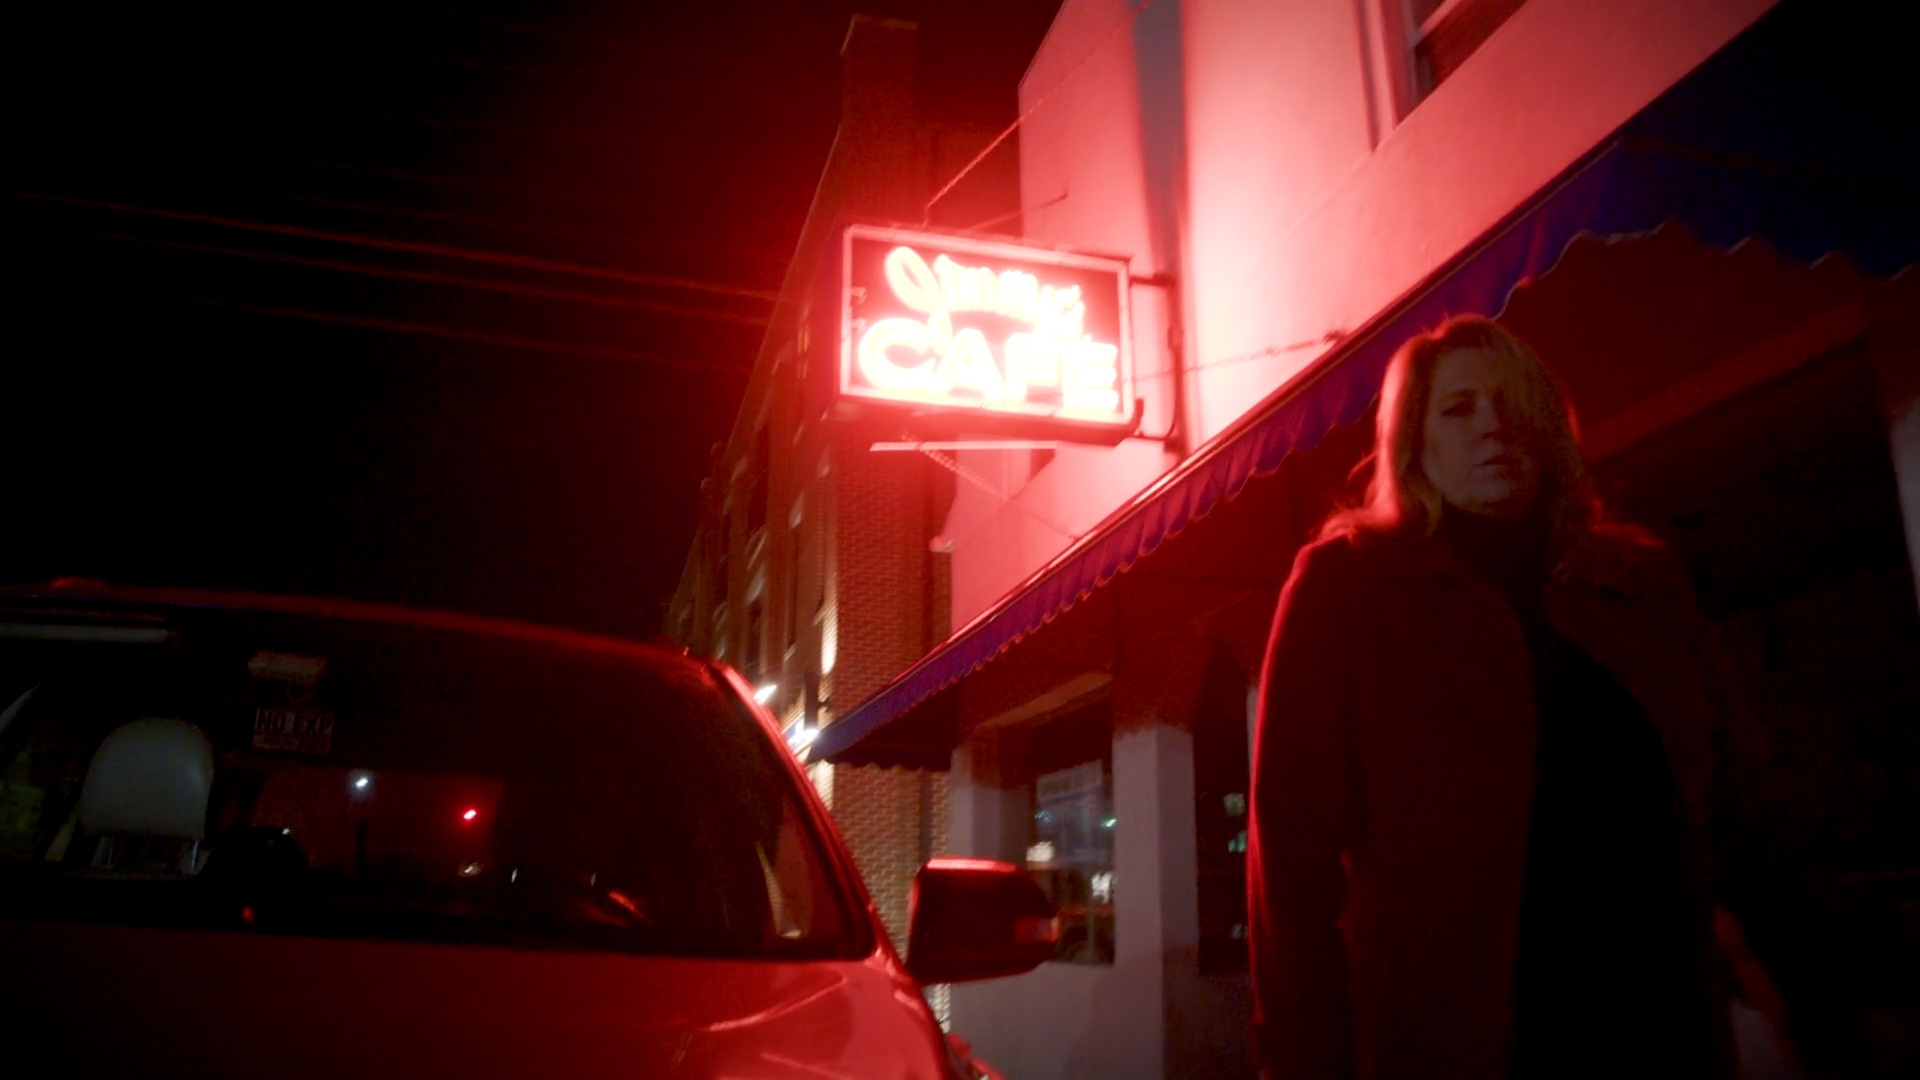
[839,226,1134,440]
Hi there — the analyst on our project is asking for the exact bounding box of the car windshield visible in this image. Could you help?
[0,605,865,961]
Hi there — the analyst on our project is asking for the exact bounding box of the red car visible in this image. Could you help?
[0,581,1051,1078]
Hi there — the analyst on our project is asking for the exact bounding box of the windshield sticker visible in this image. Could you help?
[253,707,335,754]
[248,650,327,687]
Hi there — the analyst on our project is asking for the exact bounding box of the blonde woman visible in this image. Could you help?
[1249,316,1734,1078]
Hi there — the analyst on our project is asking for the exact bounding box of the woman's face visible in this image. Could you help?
[1420,346,1540,518]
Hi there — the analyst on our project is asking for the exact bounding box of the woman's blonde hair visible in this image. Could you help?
[1320,315,1598,554]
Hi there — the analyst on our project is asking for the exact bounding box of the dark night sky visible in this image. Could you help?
[4,1,1060,640]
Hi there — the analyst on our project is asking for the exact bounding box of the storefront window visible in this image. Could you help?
[1194,648,1253,974]
[1028,760,1115,965]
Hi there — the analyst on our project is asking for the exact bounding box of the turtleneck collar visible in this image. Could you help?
[1436,504,1554,617]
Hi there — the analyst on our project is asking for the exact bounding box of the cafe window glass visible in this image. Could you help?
[1028,759,1115,965]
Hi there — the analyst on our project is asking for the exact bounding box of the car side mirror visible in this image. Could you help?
[905,857,1058,985]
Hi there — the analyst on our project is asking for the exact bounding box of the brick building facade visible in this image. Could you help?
[668,14,1018,988]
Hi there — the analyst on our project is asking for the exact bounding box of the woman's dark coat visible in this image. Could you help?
[1248,524,1734,1078]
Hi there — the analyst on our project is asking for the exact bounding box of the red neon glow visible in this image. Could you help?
[856,245,1123,418]
[461,808,479,822]
[925,856,1017,873]
[605,889,646,920]
[1014,915,1062,944]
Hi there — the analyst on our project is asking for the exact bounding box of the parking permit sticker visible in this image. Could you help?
[247,651,326,687]
[248,649,333,751]
[253,707,335,754]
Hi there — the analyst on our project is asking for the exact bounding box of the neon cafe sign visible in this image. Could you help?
[839,225,1135,442]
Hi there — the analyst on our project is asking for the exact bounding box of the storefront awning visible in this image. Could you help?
[814,0,1917,768]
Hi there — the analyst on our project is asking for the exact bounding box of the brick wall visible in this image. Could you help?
[825,763,950,950]
[830,434,943,706]
[820,432,956,955]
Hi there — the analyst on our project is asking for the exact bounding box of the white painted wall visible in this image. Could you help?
[1185,0,1779,445]
[941,0,1184,626]
[941,0,1779,631]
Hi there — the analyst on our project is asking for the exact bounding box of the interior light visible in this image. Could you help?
[1091,871,1115,903]
[754,683,777,704]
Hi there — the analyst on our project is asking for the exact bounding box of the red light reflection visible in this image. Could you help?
[925,856,1015,873]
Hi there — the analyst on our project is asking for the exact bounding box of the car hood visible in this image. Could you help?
[5,920,953,1078]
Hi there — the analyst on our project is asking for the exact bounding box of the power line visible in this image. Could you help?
[300,106,705,146]
[17,220,771,328]
[924,0,1164,222]
[190,182,782,268]
[251,153,791,255]
[9,191,784,303]
[1130,330,1346,383]
[164,295,754,377]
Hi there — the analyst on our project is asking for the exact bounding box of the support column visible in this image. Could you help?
[1112,721,1199,1078]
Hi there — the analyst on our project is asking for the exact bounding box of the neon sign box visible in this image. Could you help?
[839,225,1135,443]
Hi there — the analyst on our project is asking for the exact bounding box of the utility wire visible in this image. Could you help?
[216,154,779,261]
[193,183,771,266]
[924,0,1164,222]
[306,107,683,146]
[961,191,1070,235]
[269,155,680,217]
[1129,330,1347,382]
[165,295,753,377]
[17,221,771,328]
[8,191,783,302]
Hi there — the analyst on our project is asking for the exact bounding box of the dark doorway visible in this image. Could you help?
[1598,346,1920,1072]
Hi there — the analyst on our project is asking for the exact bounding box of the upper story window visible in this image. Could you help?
[744,594,766,682]
[783,495,806,652]
[717,501,735,602]
[1408,0,1529,101]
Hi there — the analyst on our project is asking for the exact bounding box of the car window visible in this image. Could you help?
[0,612,865,961]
